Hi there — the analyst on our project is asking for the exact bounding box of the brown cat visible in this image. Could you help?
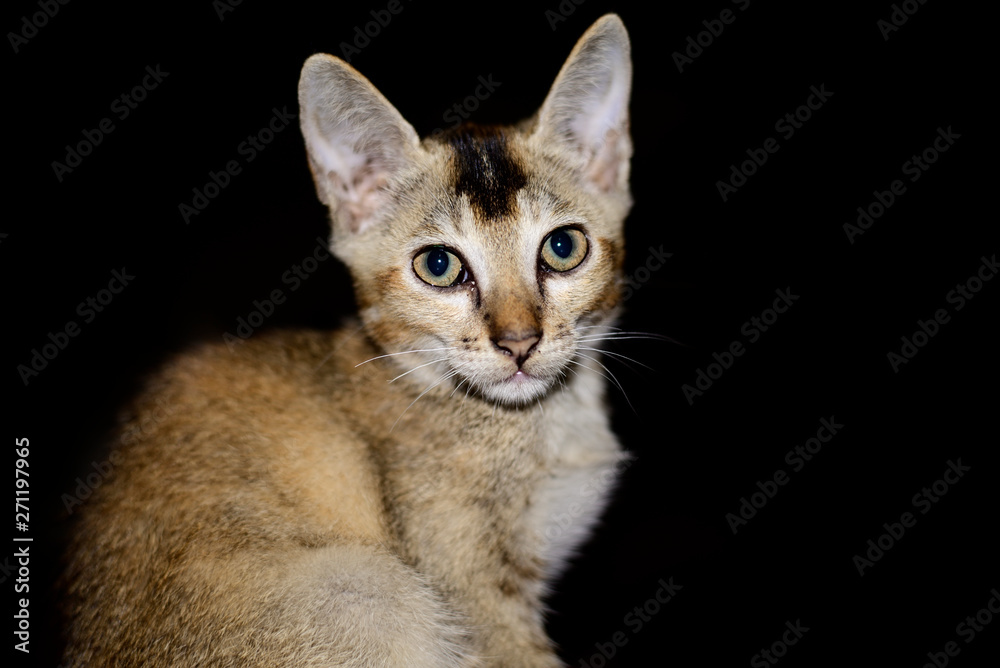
[61,14,633,666]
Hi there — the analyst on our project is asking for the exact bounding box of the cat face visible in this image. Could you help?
[299,15,632,406]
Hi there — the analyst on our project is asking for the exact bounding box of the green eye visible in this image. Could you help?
[413,247,465,287]
[541,227,588,272]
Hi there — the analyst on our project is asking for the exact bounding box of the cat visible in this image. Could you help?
[61,13,633,667]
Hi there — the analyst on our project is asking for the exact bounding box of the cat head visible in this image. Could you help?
[299,14,632,406]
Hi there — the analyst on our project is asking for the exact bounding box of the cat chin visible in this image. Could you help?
[477,371,554,406]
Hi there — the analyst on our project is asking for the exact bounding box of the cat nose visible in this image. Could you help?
[493,332,541,366]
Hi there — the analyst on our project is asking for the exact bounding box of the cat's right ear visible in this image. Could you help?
[298,54,421,235]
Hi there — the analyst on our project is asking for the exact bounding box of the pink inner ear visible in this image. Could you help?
[335,166,389,234]
[585,129,626,192]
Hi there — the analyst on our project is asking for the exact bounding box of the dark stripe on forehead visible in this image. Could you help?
[445,124,528,221]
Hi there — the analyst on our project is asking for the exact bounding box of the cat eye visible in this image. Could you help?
[540,227,588,272]
[413,246,468,287]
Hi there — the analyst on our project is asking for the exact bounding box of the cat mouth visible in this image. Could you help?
[469,366,551,405]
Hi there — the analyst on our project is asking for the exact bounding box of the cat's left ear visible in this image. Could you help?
[533,14,632,193]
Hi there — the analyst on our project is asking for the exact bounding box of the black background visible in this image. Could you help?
[6,0,996,666]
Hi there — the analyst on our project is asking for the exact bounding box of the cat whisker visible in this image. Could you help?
[313,323,367,372]
[313,349,337,374]
[354,346,456,368]
[567,359,611,391]
[387,357,452,384]
[578,334,657,342]
[449,376,469,398]
[572,353,637,415]
[572,325,621,339]
[390,369,459,433]
[578,331,689,347]
[578,331,669,340]
[576,346,655,372]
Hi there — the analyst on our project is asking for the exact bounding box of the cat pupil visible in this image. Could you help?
[550,231,573,259]
[428,248,450,276]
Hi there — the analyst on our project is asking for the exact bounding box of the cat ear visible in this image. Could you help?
[298,54,422,234]
[533,14,632,192]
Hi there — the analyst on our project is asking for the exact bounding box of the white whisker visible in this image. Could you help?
[314,324,367,372]
[390,369,459,433]
[388,357,452,384]
[577,346,655,372]
[578,331,687,347]
[354,346,455,367]
[578,333,670,341]
[567,358,608,383]
[573,353,636,414]
[313,349,337,374]
[450,376,469,398]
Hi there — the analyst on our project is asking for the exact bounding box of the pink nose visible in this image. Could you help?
[493,333,540,366]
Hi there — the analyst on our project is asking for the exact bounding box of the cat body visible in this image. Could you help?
[61,15,633,667]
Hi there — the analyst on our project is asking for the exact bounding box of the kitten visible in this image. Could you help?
[61,14,633,667]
